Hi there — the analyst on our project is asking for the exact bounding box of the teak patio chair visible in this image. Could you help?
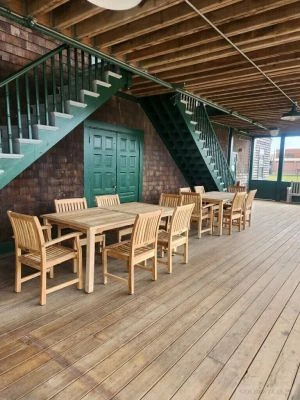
[181,192,214,238]
[243,189,257,229]
[222,191,247,234]
[194,185,205,194]
[95,194,132,241]
[227,185,246,193]
[157,203,195,274]
[54,197,105,260]
[158,193,182,230]
[7,211,82,305]
[103,210,162,294]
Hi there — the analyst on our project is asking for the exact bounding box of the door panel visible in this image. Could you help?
[117,133,140,203]
[85,127,117,206]
[85,123,142,206]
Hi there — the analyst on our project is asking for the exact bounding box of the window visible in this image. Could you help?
[252,137,276,180]
[282,136,300,182]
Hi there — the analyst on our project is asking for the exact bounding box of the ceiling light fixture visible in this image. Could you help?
[281,103,300,121]
[87,0,143,10]
[269,128,280,136]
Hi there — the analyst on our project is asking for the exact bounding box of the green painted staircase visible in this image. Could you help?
[0,44,131,190]
[140,93,234,191]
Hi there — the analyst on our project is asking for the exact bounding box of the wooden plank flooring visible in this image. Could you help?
[0,200,299,400]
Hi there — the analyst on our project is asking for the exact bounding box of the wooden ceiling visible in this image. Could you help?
[2,0,300,135]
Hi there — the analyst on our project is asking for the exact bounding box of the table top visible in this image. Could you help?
[42,202,173,233]
[202,191,235,202]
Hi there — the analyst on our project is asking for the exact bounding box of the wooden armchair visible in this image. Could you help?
[227,185,246,193]
[103,210,162,294]
[286,182,300,203]
[181,192,214,238]
[7,211,82,305]
[243,189,257,229]
[159,193,182,230]
[222,191,247,234]
[95,194,132,241]
[157,203,194,274]
[54,197,105,258]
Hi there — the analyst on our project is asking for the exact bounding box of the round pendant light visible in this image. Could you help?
[87,0,142,10]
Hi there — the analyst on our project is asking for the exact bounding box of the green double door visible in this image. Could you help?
[84,121,143,206]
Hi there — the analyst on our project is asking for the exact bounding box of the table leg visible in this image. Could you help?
[85,228,96,293]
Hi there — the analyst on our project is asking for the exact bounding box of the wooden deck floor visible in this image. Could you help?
[0,200,299,400]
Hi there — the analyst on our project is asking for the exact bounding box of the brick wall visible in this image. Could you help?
[233,134,252,187]
[0,16,60,80]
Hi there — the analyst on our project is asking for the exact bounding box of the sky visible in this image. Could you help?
[270,136,300,151]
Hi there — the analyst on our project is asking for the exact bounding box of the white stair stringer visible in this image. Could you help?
[80,89,100,103]
[92,79,111,92]
[65,100,87,114]
[50,111,73,127]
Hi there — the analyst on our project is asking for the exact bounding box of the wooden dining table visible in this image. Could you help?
[42,202,173,293]
[202,191,235,235]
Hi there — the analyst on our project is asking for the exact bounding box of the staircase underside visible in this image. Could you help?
[140,93,226,191]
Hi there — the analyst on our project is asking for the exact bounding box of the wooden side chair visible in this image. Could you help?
[222,191,247,234]
[179,187,191,194]
[159,193,182,230]
[157,203,195,274]
[95,194,132,241]
[7,211,82,306]
[95,194,120,207]
[181,192,214,238]
[243,189,257,229]
[194,185,205,194]
[227,185,246,193]
[54,197,105,259]
[103,210,162,294]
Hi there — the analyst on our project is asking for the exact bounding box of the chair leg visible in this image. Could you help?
[128,262,134,294]
[184,242,188,264]
[168,246,173,274]
[198,219,202,239]
[15,257,21,293]
[103,250,108,284]
[152,255,157,281]
[229,217,233,235]
[76,248,83,290]
[40,270,47,306]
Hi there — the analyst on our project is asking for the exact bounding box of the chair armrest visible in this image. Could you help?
[202,202,215,209]
[44,232,82,247]
[41,224,52,241]
[287,186,292,193]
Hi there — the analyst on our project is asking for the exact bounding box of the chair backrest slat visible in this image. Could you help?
[95,194,120,207]
[180,192,202,214]
[232,192,247,211]
[159,193,182,208]
[7,211,44,252]
[291,182,300,193]
[171,204,195,236]
[245,189,257,209]
[228,185,246,193]
[54,198,87,212]
[131,210,161,250]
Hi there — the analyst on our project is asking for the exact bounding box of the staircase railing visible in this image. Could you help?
[0,44,129,155]
[178,93,235,189]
